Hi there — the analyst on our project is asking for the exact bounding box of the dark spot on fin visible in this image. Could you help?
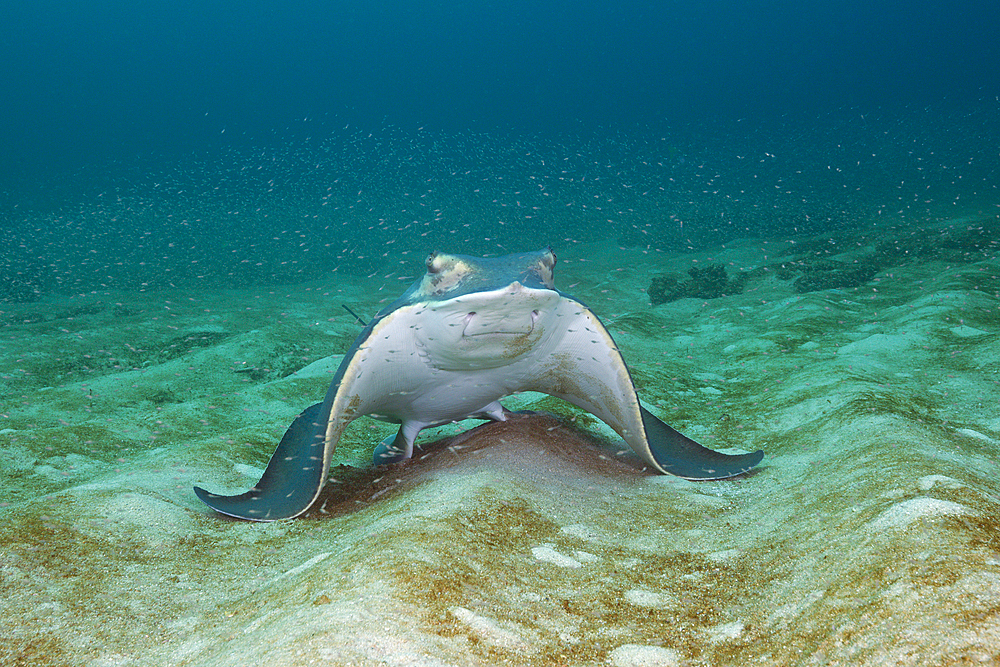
[640,406,763,479]
[194,402,329,521]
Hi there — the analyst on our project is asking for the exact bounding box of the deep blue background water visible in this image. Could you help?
[1,1,998,296]
[4,0,998,179]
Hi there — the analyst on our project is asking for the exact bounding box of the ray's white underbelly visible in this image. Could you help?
[369,364,518,423]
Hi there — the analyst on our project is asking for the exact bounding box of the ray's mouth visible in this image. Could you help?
[462,309,541,336]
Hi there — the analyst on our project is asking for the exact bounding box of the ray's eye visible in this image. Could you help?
[426,252,440,272]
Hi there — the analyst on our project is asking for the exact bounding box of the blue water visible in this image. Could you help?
[2,0,999,297]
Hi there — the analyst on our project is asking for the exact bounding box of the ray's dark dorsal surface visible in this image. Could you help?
[194,248,763,521]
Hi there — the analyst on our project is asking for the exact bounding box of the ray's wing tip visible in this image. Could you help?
[662,449,764,480]
[192,485,217,501]
[719,448,765,478]
[193,485,264,521]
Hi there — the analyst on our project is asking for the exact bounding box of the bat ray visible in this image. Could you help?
[195,248,763,520]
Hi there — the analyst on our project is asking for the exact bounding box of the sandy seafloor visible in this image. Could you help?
[2,217,999,666]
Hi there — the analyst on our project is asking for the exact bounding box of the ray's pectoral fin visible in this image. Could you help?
[527,298,763,479]
[639,406,763,479]
[194,401,333,521]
